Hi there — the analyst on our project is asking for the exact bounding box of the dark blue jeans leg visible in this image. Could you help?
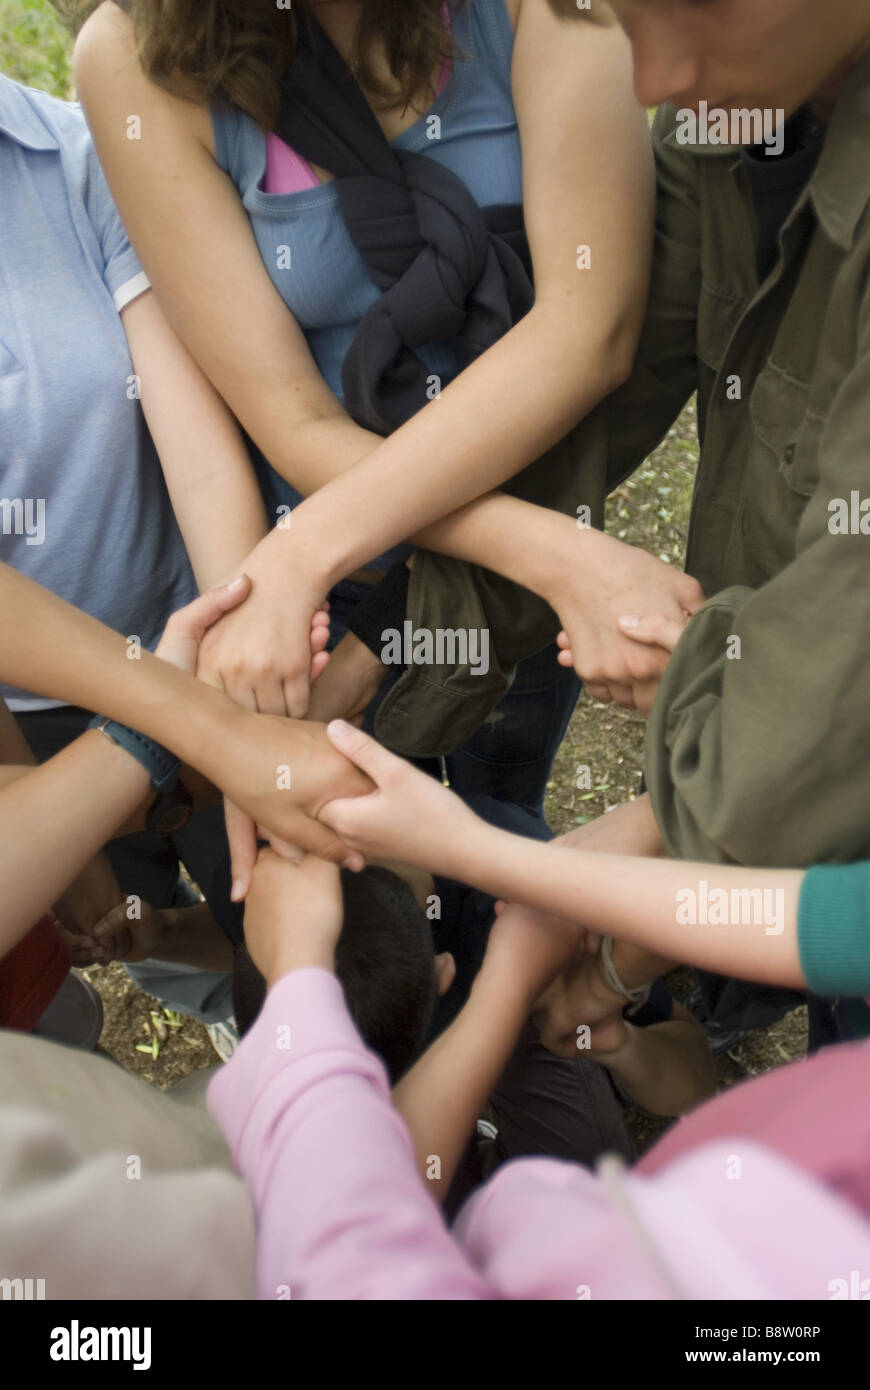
[444,642,581,814]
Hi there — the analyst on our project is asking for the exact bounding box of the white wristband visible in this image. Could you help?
[600,936,652,1015]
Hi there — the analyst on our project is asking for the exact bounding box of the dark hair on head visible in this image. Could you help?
[233,866,438,1084]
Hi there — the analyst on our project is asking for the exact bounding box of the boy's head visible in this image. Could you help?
[572,1,870,124]
[233,864,454,1083]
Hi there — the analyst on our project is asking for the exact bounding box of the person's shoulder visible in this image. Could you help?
[75,0,135,67]
[0,72,87,149]
[8,80,131,259]
[73,1,146,112]
[75,1,216,158]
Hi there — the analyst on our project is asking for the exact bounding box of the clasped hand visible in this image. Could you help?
[547,524,703,713]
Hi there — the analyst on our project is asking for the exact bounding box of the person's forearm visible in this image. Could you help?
[286,301,626,589]
[122,291,270,590]
[0,732,150,956]
[446,819,806,988]
[0,565,238,777]
[0,765,31,791]
[266,404,597,606]
[150,904,234,972]
[0,698,36,767]
[555,793,665,857]
[143,403,269,592]
[392,961,532,1201]
[592,1021,717,1118]
[75,0,637,604]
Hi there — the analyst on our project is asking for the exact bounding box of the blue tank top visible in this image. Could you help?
[211,0,522,556]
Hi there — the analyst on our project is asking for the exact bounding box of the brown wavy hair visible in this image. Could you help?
[60,0,610,129]
[62,1,462,129]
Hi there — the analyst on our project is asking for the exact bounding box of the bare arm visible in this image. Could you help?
[121,290,269,590]
[0,697,36,768]
[0,583,261,956]
[76,2,649,562]
[0,564,236,769]
[392,958,532,1200]
[0,732,152,959]
[145,903,234,972]
[556,792,665,857]
[75,3,691,720]
[394,964,714,1191]
[321,724,807,990]
[0,567,369,863]
[286,1,654,576]
[589,1002,717,1117]
[449,824,806,988]
[76,899,235,972]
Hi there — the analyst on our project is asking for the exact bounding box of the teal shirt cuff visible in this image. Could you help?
[798,862,870,997]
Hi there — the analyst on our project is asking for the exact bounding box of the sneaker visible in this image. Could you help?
[206,1016,240,1062]
[32,971,103,1051]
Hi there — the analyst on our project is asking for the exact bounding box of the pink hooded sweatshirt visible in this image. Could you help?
[208,970,870,1301]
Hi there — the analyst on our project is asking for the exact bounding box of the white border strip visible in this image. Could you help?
[113,270,152,314]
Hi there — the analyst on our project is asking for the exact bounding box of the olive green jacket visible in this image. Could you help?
[377,53,870,872]
[635,62,870,866]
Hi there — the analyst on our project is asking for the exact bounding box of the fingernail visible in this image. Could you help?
[328,719,350,737]
[231,878,245,901]
[618,615,640,630]
[227,575,247,592]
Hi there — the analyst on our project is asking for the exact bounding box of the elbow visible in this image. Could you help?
[599,313,643,395]
[535,295,641,400]
[545,301,642,410]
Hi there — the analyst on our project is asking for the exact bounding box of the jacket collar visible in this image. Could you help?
[0,74,60,151]
[661,46,870,251]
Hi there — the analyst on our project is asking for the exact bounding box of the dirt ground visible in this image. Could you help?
[84,398,807,1153]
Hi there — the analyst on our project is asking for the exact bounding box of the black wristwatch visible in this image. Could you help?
[88,715,193,837]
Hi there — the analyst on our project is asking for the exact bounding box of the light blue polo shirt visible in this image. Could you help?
[0,74,196,710]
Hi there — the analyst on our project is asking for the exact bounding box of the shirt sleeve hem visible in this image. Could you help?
[798,862,870,996]
[113,270,152,314]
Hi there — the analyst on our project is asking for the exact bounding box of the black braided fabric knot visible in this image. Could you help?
[338,150,532,434]
[275,16,535,436]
